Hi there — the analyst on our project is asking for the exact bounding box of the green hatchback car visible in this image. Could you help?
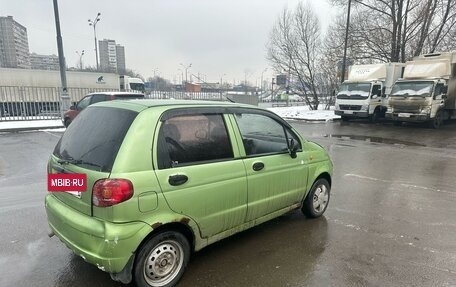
[45,100,333,287]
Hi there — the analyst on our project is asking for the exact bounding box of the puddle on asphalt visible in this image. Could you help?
[324,134,425,147]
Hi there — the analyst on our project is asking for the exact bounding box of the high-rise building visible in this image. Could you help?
[0,16,30,68]
[99,39,125,73]
[116,44,125,74]
[30,53,59,70]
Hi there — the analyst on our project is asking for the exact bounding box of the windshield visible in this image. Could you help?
[130,83,145,92]
[390,81,434,97]
[337,83,371,99]
[54,106,137,172]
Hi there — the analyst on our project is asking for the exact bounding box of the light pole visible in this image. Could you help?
[179,63,192,83]
[88,12,101,70]
[52,0,70,118]
[178,68,184,84]
[76,50,85,70]
[260,68,268,91]
[341,0,352,82]
[220,73,226,90]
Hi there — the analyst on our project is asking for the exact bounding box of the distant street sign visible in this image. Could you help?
[276,74,287,85]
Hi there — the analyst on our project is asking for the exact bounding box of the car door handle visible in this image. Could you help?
[168,174,188,186]
[252,162,264,171]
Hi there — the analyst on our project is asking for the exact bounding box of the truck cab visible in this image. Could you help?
[335,80,384,121]
[119,76,145,92]
[386,52,456,128]
[335,63,405,122]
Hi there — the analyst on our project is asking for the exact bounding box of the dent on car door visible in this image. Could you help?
[153,112,248,238]
[232,112,308,221]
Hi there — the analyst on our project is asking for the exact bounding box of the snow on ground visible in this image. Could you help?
[0,119,63,131]
[268,105,340,121]
[0,105,339,131]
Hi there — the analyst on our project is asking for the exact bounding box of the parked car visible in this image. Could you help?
[62,91,145,127]
[46,100,333,287]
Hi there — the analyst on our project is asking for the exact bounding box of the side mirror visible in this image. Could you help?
[70,105,76,110]
[442,94,448,100]
[289,138,299,159]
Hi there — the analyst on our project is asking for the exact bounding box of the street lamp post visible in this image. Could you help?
[88,13,101,70]
[220,73,226,91]
[76,50,85,70]
[179,63,192,83]
[261,68,268,91]
[341,0,352,82]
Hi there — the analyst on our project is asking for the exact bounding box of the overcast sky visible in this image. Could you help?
[1,0,337,84]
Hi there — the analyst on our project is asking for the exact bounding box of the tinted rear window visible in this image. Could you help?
[54,106,137,172]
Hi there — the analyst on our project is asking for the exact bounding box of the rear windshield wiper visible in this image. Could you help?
[57,158,104,169]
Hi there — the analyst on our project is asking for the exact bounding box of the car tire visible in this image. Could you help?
[302,178,330,218]
[393,121,402,126]
[341,116,349,122]
[63,118,71,128]
[134,231,190,287]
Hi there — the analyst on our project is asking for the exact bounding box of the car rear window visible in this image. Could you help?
[53,106,137,172]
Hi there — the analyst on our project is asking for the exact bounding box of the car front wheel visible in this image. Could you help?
[302,178,330,218]
[134,231,190,287]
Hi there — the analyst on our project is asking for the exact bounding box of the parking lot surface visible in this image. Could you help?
[1,120,455,286]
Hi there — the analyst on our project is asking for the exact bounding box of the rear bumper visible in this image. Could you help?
[45,194,151,273]
[385,113,430,122]
[335,110,369,118]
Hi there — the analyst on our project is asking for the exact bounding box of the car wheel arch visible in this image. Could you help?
[137,222,196,255]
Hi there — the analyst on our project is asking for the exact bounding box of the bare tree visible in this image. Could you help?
[267,2,322,110]
[329,0,456,63]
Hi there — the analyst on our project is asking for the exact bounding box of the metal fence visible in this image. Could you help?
[147,91,259,106]
[0,87,259,121]
[0,86,122,121]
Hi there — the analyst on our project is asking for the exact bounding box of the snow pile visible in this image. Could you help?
[0,119,63,131]
[268,106,340,121]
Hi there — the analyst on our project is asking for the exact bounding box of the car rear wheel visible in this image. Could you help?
[134,231,190,287]
[302,178,330,218]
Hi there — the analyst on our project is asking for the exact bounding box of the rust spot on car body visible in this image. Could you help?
[180,217,190,225]
[151,222,162,229]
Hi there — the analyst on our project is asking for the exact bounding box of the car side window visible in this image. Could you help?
[157,113,233,169]
[90,94,108,104]
[234,113,293,156]
[77,96,91,110]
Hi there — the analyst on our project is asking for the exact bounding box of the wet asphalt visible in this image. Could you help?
[0,119,456,287]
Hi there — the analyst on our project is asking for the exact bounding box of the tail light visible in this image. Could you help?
[92,179,134,207]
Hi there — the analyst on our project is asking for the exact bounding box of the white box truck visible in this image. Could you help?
[386,52,456,128]
[335,63,405,121]
[0,68,144,116]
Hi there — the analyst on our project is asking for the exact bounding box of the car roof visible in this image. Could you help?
[86,91,144,96]
[92,99,258,112]
[90,99,292,128]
